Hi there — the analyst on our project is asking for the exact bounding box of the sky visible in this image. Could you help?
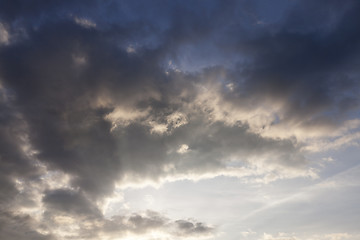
[0,0,360,239]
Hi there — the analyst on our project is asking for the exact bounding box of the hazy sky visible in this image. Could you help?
[1,1,360,240]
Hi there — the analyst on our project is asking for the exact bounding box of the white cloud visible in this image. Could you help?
[177,144,189,154]
[0,22,10,45]
[74,17,97,28]
[183,77,360,155]
[106,106,151,129]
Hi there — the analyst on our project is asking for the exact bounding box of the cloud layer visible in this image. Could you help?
[1,0,360,239]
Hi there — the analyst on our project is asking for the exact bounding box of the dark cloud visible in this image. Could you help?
[102,211,214,238]
[40,207,214,239]
[105,210,167,233]
[231,0,360,125]
[0,87,42,205]
[0,21,154,197]
[1,0,360,239]
[0,211,54,240]
[0,0,96,23]
[43,189,102,217]
[0,0,357,197]
[175,219,214,236]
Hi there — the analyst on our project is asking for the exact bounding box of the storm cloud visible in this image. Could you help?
[1,0,360,239]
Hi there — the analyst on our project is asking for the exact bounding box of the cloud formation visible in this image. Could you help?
[1,0,360,239]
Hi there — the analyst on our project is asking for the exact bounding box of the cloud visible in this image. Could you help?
[43,189,102,217]
[0,0,358,201]
[74,17,96,29]
[174,219,214,236]
[0,15,319,198]
[0,85,43,207]
[39,207,214,240]
[0,22,10,45]
[102,211,214,239]
[0,1,360,239]
[0,211,54,240]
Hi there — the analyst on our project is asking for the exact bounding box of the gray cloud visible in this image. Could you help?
[102,211,214,238]
[0,87,43,206]
[175,219,214,236]
[0,15,313,196]
[40,207,214,240]
[1,0,360,239]
[0,211,54,240]
[43,189,102,218]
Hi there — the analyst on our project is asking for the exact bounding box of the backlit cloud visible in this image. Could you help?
[1,0,360,239]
